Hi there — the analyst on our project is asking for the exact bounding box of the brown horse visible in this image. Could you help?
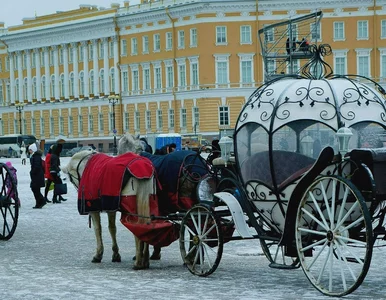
[62,150,156,269]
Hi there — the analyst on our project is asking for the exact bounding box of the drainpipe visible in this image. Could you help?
[373,0,377,82]
[166,8,178,133]
[113,15,123,135]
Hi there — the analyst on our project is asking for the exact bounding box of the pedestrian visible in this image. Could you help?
[139,137,153,154]
[28,143,46,209]
[8,146,13,158]
[183,141,190,150]
[50,144,67,203]
[5,161,20,206]
[156,143,177,155]
[43,145,54,203]
[20,142,27,165]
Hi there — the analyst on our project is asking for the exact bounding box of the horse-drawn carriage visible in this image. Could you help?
[64,44,386,297]
[0,162,19,240]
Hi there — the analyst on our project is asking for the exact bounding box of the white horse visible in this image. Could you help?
[62,150,155,270]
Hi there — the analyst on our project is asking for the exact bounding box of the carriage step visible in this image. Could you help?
[269,262,298,270]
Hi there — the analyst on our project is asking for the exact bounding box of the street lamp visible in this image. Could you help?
[107,94,120,156]
[15,103,25,135]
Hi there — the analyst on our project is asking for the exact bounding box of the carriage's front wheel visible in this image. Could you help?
[0,163,19,240]
[179,204,223,276]
[295,175,372,297]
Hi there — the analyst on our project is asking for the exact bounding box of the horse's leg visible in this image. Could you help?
[133,237,144,270]
[90,212,104,263]
[144,243,150,268]
[150,246,161,260]
[107,211,121,262]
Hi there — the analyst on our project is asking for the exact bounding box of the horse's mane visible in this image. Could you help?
[118,134,143,155]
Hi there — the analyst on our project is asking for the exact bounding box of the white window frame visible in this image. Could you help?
[166,32,173,50]
[190,28,197,47]
[216,26,227,45]
[333,49,348,76]
[356,48,371,77]
[156,109,163,131]
[219,106,230,126]
[214,54,230,87]
[142,36,149,54]
[333,21,345,41]
[357,20,369,40]
[382,20,386,39]
[153,34,161,52]
[168,108,175,129]
[121,39,127,56]
[131,38,138,55]
[240,25,252,45]
[238,53,254,86]
[178,30,185,49]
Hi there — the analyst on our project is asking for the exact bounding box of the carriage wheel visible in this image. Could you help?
[179,204,223,276]
[295,175,372,297]
[0,163,19,240]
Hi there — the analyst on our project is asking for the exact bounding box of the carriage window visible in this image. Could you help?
[349,123,385,149]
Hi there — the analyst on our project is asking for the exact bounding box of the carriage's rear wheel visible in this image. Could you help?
[0,163,19,240]
[295,175,372,297]
[180,204,223,276]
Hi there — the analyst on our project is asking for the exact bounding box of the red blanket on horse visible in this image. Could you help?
[78,152,154,215]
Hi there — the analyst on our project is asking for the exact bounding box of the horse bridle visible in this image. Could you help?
[67,152,96,191]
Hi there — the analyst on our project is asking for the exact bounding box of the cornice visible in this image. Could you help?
[258,0,386,10]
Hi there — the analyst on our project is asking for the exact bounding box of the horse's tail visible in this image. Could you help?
[136,175,155,224]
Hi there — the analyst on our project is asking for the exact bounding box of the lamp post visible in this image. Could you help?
[15,103,25,135]
[107,95,120,156]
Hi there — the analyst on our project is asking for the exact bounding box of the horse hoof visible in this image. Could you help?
[92,257,102,263]
[132,265,146,270]
[112,255,121,263]
[150,253,161,260]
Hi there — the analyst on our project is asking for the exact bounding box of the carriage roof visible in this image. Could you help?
[236,45,386,134]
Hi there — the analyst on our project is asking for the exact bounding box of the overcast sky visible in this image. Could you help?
[0,0,141,27]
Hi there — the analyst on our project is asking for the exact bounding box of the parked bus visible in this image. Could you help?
[0,134,37,158]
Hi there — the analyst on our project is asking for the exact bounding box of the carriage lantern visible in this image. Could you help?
[219,136,234,166]
[336,126,353,156]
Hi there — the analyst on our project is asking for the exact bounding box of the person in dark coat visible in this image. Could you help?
[29,143,46,209]
[140,137,153,154]
[155,143,176,155]
[50,144,67,203]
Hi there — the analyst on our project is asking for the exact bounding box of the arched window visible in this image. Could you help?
[23,78,28,100]
[32,77,37,99]
[50,75,55,99]
[70,73,74,96]
[90,70,94,94]
[100,69,104,94]
[110,68,115,93]
[79,71,84,96]
[41,76,46,98]
[60,74,65,98]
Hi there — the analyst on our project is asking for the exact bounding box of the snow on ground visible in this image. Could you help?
[0,156,385,300]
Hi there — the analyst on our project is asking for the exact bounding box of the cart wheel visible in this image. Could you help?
[295,175,372,297]
[180,204,223,276]
[0,163,19,240]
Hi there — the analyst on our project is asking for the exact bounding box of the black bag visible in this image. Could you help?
[54,183,67,195]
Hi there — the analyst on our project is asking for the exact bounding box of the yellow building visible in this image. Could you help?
[0,0,385,152]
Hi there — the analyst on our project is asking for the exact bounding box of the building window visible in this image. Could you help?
[132,70,139,91]
[70,73,74,97]
[156,109,163,130]
[121,39,127,56]
[264,25,274,42]
[31,53,36,68]
[382,20,386,38]
[143,68,150,91]
[178,64,186,89]
[59,48,64,64]
[166,32,173,50]
[311,22,321,40]
[50,75,55,98]
[168,109,175,129]
[190,28,197,47]
[334,54,347,75]
[166,65,174,88]
[216,26,227,44]
[68,116,73,134]
[131,38,138,55]
[109,111,114,131]
[193,106,199,126]
[89,44,93,60]
[60,74,65,97]
[41,76,46,99]
[40,117,45,136]
[154,66,162,91]
[215,55,229,86]
[89,114,94,133]
[0,84,3,105]
[334,22,344,40]
[59,116,64,134]
[98,112,104,131]
[79,46,84,62]
[79,72,85,96]
[146,110,151,130]
[99,42,104,58]
[135,111,140,131]
[32,77,37,99]
[153,34,161,52]
[122,71,128,92]
[31,118,36,135]
[109,40,114,57]
[90,70,94,94]
[190,61,199,88]
[241,61,252,84]
[240,25,251,44]
[357,54,370,77]
[219,106,230,126]
[100,70,105,94]
[178,30,185,49]
[287,23,298,39]
[142,36,149,54]
[50,116,54,135]
[15,79,19,101]
[124,112,129,131]
[23,78,27,100]
[78,115,83,134]
[357,21,368,39]
[180,108,187,128]
[110,69,115,93]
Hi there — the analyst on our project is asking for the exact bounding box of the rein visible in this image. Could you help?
[68,152,96,190]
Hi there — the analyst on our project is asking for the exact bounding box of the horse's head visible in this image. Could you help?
[118,134,143,155]
[62,149,96,189]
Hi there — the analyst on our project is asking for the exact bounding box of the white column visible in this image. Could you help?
[53,45,59,100]
[113,36,120,94]
[102,37,109,96]
[44,47,50,100]
[92,39,99,97]
[82,41,89,98]
[26,50,32,103]
[17,51,23,102]
[62,44,69,100]
[71,42,79,99]
[34,49,41,101]
[9,53,15,104]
